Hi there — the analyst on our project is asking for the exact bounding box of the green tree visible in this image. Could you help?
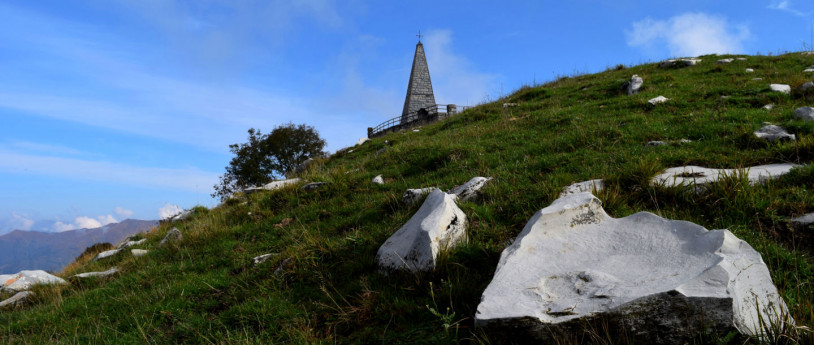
[212,123,326,200]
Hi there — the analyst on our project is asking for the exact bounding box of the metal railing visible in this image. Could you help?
[369,104,472,137]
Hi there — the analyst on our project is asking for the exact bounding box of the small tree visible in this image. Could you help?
[212,123,326,201]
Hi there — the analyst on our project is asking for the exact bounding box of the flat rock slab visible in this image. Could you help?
[646,140,666,146]
[794,107,814,121]
[403,187,438,205]
[376,189,467,272]
[0,270,67,292]
[716,58,734,64]
[791,213,814,227]
[745,68,754,73]
[245,178,302,194]
[652,163,799,187]
[0,291,34,309]
[475,192,791,343]
[754,124,796,142]
[253,253,278,266]
[648,96,669,105]
[301,182,330,191]
[660,58,701,67]
[805,68,814,73]
[119,239,146,249]
[770,84,791,94]
[159,228,182,247]
[72,268,119,279]
[560,179,604,197]
[95,248,122,261]
[449,177,493,202]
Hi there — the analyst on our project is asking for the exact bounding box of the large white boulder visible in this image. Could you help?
[402,187,438,205]
[475,192,791,342]
[448,177,493,202]
[652,163,799,187]
[794,107,814,121]
[356,137,370,146]
[376,190,467,272]
[754,125,796,142]
[625,75,643,95]
[245,178,302,194]
[770,84,791,94]
[560,179,604,197]
[0,270,67,292]
[159,228,183,247]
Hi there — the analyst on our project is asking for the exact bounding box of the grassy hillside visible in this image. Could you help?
[3,53,814,344]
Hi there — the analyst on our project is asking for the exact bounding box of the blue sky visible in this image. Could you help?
[1,0,812,234]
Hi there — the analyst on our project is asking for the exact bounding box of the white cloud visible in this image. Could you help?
[626,13,750,57]
[114,207,134,218]
[422,30,501,105]
[159,203,182,220]
[5,212,35,233]
[53,215,118,232]
[768,1,811,16]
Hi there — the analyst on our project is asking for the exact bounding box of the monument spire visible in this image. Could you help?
[401,34,436,124]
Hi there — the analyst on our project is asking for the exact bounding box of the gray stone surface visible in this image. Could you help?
[169,209,192,222]
[376,190,467,272]
[475,192,791,342]
[355,137,369,146]
[131,249,149,257]
[652,163,800,187]
[648,96,669,105]
[753,78,764,81]
[791,213,814,227]
[626,75,643,95]
[763,104,774,110]
[794,107,814,121]
[736,57,747,61]
[301,182,330,191]
[796,81,814,93]
[805,68,814,73]
[274,257,293,275]
[253,253,278,266]
[72,267,119,279]
[745,68,754,73]
[293,158,314,174]
[401,42,436,124]
[660,58,701,67]
[646,140,667,146]
[716,58,734,64]
[754,125,796,142]
[448,177,493,202]
[245,178,302,194]
[159,228,183,247]
[118,239,146,249]
[372,175,384,185]
[560,179,604,197]
[95,248,121,261]
[0,291,34,309]
[402,187,438,205]
[0,270,67,292]
[770,84,791,94]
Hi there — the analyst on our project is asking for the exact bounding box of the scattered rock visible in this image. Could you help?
[131,249,149,257]
[118,239,146,249]
[646,140,667,146]
[763,104,774,110]
[560,179,604,197]
[72,267,119,279]
[660,58,701,67]
[770,84,791,94]
[793,107,814,121]
[402,187,438,205]
[274,218,292,228]
[375,147,388,156]
[372,175,384,185]
[293,158,314,174]
[754,124,796,142]
[376,190,467,272]
[168,209,192,222]
[253,253,278,266]
[475,192,791,343]
[715,58,734,64]
[159,228,183,247]
[745,68,754,73]
[274,257,293,275]
[652,163,800,187]
[356,137,369,146]
[805,68,814,73]
[448,176,493,202]
[752,78,764,81]
[647,96,669,105]
[0,291,34,309]
[300,182,330,191]
[623,75,643,95]
[95,249,122,261]
[245,178,302,194]
[0,270,67,292]
[412,129,420,133]
[679,138,693,143]
[795,81,814,93]
[791,213,814,227]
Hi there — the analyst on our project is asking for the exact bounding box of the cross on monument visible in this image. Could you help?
[416,30,423,42]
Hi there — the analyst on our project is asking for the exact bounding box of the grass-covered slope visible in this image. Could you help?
[3,53,814,344]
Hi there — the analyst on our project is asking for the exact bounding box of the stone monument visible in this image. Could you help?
[400,32,436,124]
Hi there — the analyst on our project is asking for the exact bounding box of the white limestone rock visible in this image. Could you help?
[301,182,329,191]
[448,176,493,202]
[95,248,122,261]
[475,192,791,342]
[118,239,146,249]
[245,178,302,194]
[253,253,278,266]
[796,81,814,93]
[159,228,183,247]
[560,179,604,197]
[753,78,764,81]
[770,84,791,94]
[0,270,67,292]
[626,75,643,95]
[763,104,774,110]
[72,267,119,279]
[660,58,701,67]
[131,249,149,257]
[169,209,192,222]
[790,213,814,227]
[745,68,754,73]
[754,125,796,142]
[646,140,667,146]
[652,163,799,187]
[0,291,34,309]
[794,106,814,121]
[647,96,669,105]
[356,137,369,146]
[372,175,384,185]
[402,187,438,205]
[804,68,814,73]
[716,58,734,64]
[376,190,467,272]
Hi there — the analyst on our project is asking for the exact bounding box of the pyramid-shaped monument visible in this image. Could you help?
[401,41,436,124]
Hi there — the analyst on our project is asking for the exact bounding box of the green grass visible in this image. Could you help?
[3,53,814,344]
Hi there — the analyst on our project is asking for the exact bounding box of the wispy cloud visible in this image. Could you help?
[768,1,812,17]
[422,30,501,105]
[53,215,118,232]
[158,203,182,220]
[114,207,134,219]
[626,13,750,57]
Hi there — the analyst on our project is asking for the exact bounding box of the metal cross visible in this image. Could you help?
[417,30,423,42]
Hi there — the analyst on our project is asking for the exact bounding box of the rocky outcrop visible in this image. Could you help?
[652,163,799,187]
[648,96,669,105]
[660,58,701,67]
[72,268,119,279]
[0,291,34,309]
[560,179,604,197]
[159,228,182,247]
[448,177,493,202]
[622,75,643,95]
[794,107,814,121]
[118,238,146,249]
[245,178,302,194]
[95,248,122,261]
[770,84,791,94]
[402,187,438,205]
[376,190,467,272]
[754,125,796,142]
[475,192,791,343]
[0,270,67,292]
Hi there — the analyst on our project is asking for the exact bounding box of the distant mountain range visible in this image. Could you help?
[0,219,158,274]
